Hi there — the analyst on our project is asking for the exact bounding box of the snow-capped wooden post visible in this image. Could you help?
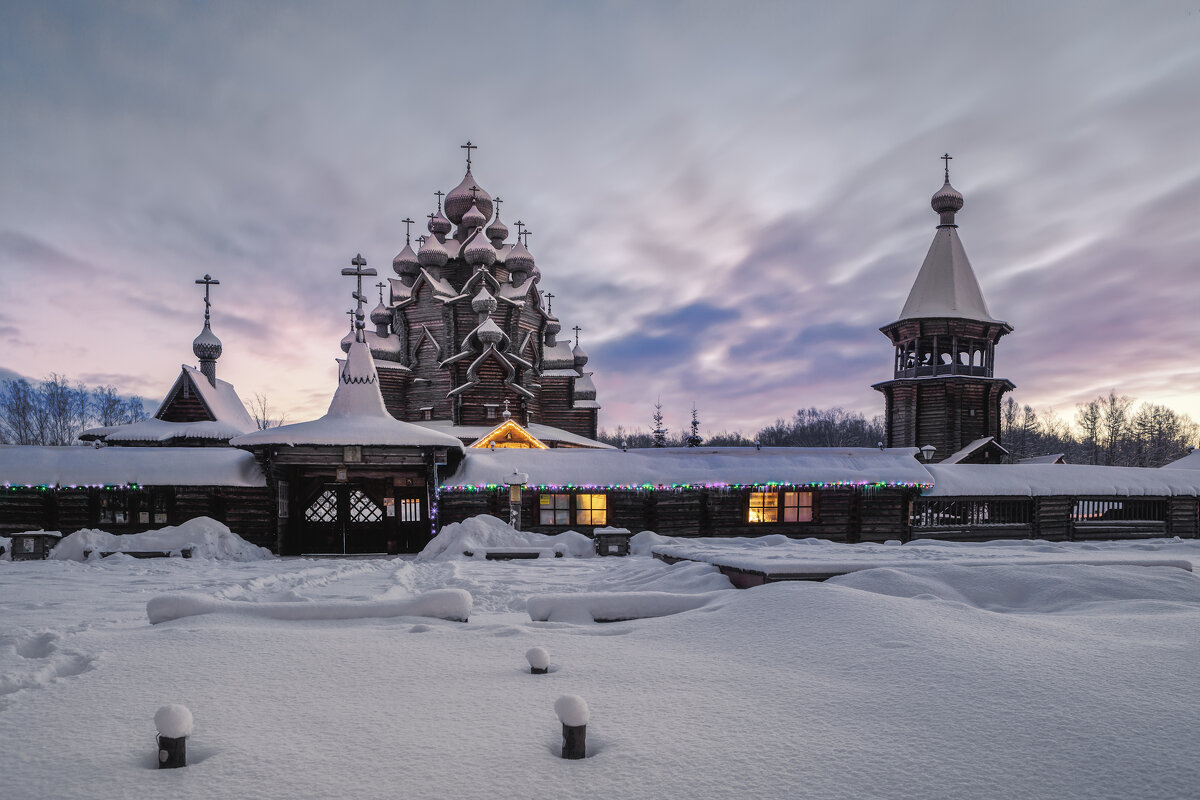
[555,695,588,760]
[526,646,550,674]
[506,470,529,530]
[154,704,193,769]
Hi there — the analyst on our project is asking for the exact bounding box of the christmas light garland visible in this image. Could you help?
[5,483,143,491]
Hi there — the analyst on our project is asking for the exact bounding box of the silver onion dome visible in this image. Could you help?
[392,243,419,276]
[192,324,222,362]
[464,230,497,267]
[506,240,534,275]
[461,201,487,232]
[931,180,964,217]
[444,171,492,225]
[471,286,498,315]
[418,234,449,268]
[370,301,391,327]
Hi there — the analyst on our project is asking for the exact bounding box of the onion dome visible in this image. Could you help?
[486,214,508,245]
[572,342,589,369]
[461,201,487,232]
[471,286,498,316]
[428,209,452,237]
[545,315,561,337]
[506,241,534,276]
[392,243,419,277]
[931,180,964,224]
[418,234,449,268]
[445,171,492,224]
[370,301,391,327]
[464,230,497,267]
[531,264,541,284]
[192,324,222,363]
[340,327,355,353]
[477,318,504,346]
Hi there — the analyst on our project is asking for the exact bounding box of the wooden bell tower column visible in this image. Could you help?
[873,156,1014,461]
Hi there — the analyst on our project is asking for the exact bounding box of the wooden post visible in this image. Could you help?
[157,735,186,769]
[561,723,586,760]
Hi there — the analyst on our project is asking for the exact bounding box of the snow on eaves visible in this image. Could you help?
[925,463,1200,497]
[83,418,249,443]
[0,445,266,488]
[442,446,930,489]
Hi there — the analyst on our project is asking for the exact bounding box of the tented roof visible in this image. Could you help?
[897,226,1003,324]
[442,447,931,489]
[231,339,462,450]
[0,446,265,488]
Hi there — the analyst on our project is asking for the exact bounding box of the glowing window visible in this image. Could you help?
[782,491,814,522]
[539,494,570,525]
[576,494,607,526]
[748,491,778,523]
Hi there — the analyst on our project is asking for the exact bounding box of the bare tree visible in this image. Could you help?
[250,392,288,430]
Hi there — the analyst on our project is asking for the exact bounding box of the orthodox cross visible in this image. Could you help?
[572,325,582,346]
[345,308,356,332]
[461,140,477,169]
[544,292,555,315]
[434,190,445,211]
[401,217,415,244]
[514,219,525,240]
[521,229,532,247]
[502,399,511,419]
[194,274,220,326]
[376,281,387,303]
[417,234,427,245]
[469,185,481,202]
[341,253,377,319]
[493,196,502,218]
[941,153,953,182]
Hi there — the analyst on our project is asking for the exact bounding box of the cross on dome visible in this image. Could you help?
[401,217,415,244]
[376,281,386,302]
[195,274,220,324]
[572,325,582,346]
[461,140,477,169]
[341,253,377,321]
[435,190,445,210]
[941,153,953,183]
[544,292,554,314]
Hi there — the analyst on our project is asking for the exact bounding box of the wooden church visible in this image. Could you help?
[4,148,1199,553]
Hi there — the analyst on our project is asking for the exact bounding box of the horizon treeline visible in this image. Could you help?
[600,392,1197,467]
[0,375,147,445]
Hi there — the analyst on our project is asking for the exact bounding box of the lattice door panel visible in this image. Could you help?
[349,489,383,523]
[305,489,339,522]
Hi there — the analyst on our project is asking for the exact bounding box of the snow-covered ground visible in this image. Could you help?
[3,519,1200,800]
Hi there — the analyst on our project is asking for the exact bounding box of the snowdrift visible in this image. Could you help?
[831,563,1200,614]
[527,590,726,622]
[418,515,594,561]
[49,517,273,562]
[147,587,472,624]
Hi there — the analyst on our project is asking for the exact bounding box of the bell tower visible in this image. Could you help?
[873,156,1014,461]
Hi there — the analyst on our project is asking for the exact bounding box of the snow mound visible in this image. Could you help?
[50,517,273,562]
[526,646,550,670]
[154,704,194,738]
[554,694,589,726]
[831,564,1200,614]
[527,590,725,623]
[147,587,472,624]
[418,515,594,561]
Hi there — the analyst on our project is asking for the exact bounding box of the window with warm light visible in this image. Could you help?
[748,491,778,523]
[575,494,607,525]
[539,494,570,525]
[782,491,814,522]
[749,490,815,524]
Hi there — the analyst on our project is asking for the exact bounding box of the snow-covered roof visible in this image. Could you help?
[442,447,932,489]
[924,464,1200,497]
[173,366,257,430]
[941,437,1009,464]
[1162,450,1200,470]
[896,226,1004,324]
[83,418,250,443]
[412,419,613,450]
[542,340,575,369]
[230,339,463,450]
[0,445,265,488]
[1018,453,1066,465]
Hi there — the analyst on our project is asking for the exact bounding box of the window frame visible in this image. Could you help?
[747,488,817,525]
[537,492,608,527]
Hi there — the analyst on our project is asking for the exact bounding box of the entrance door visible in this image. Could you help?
[392,487,429,554]
[301,483,388,554]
